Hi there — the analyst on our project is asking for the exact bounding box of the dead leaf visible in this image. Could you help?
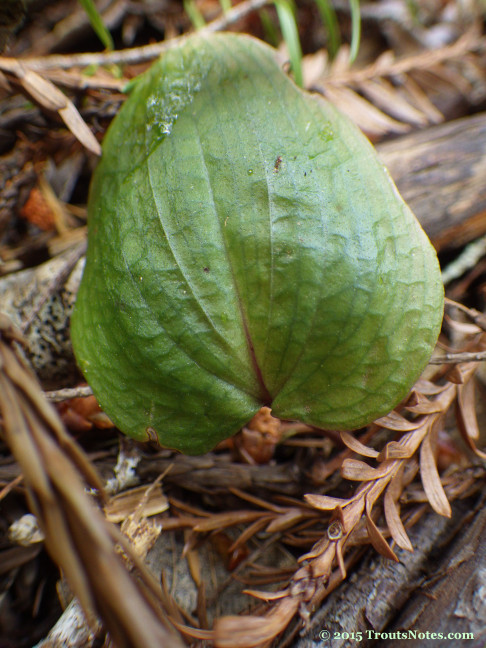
[420,430,452,517]
[104,484,168,523]
[405,392,444,414]
[358,77,429,126]
[58,100,101,156]
[184,529,202,587]
[194,511,268,532]
[377,440,413,461]
[320,85,411,137]
[12,63,101,155]
[414,378,450,395]
[304,493,350,511]
[19,186,56,230]
[228,517,268,553]
[444,313,483,335]
[375,410,423,431]
[447,365,465,384]
[384,468,413,552]
[214,597,299,648]
[58,394,114,431]
[340,431,379,458]
[456,380,486,459]
[341,459,381,481]
[400,75,443,123]
[242,588,288,601]
[457,379,480,439]
[18,67,65,110]
[266,509,310,533]
[365,502,398,561]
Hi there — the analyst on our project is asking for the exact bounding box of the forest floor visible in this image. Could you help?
[1,1,486,647]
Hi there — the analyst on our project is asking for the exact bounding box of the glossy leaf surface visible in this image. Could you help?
[71,33,444,454]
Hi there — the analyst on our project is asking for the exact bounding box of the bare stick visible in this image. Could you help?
[0,0,271,72]
[44,385,93,402]
[429,351,486,364]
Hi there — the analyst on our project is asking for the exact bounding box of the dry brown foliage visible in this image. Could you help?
[1,299,485,647]
[1,1,486,646]
[308,27,486,137]
[0,315,184,648]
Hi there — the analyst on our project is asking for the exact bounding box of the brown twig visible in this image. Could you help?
[429,350,486,364]
[44,384,93,402]
[0,0,271,72]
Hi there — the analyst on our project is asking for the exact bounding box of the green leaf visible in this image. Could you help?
[71,33,444,454]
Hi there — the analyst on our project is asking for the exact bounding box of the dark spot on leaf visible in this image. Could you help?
[274,155,282,173]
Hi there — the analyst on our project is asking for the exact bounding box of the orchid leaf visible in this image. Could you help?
[71,33,444,454]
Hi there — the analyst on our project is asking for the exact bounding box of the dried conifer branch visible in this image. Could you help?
[324,28,484,86]
[0,314,184,648]
[311,28,486,136]
[210,331,485,647]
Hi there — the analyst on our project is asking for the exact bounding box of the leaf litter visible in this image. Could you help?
[1,0,486,646]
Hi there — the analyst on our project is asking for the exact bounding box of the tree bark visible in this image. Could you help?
[294,493,486,648]
[378,112,486,252]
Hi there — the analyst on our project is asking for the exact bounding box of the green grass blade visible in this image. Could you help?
[274,0,303,87]
[349,0,361,63]
[218,0,232,13]
[259,9,280,47]
[184,0,206,29]
[314,0,340,58]
[77,0,114,50]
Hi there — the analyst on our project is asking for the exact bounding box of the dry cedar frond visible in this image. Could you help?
[208,323,486,646]
[305,29,486,137]
[1,3,485,647]
[1,303,484,646]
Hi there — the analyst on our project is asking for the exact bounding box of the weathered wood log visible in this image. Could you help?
[384,497,486,648]
[378,112,486,252]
